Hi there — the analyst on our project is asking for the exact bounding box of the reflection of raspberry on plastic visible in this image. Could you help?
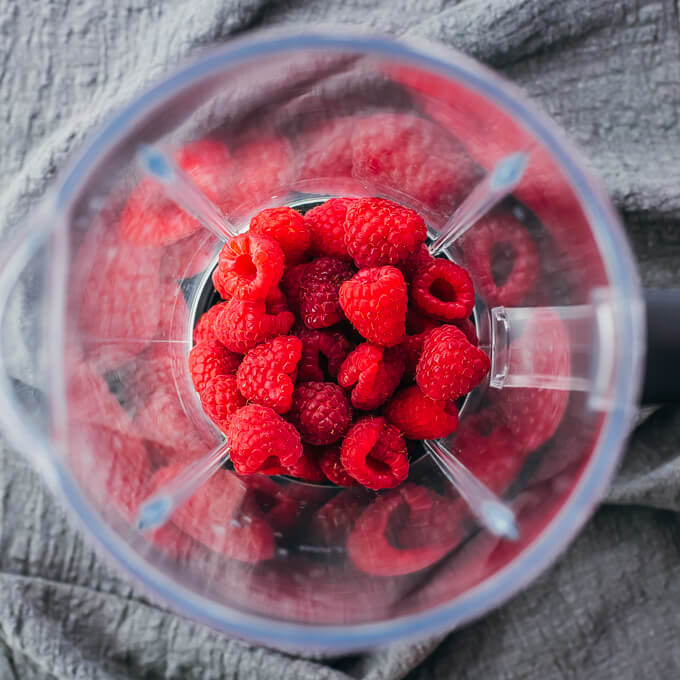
[493,310,571,453]
[161,229,219,280]
[121,139,233,246]
[151,465,274,563]
[351,112,479,214]
[347,484,464,576]
[134,387,213,465]
[462,212,539,307]
[74,224,162,371]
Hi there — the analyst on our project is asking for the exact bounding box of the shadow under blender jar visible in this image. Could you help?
[0,31,648,652]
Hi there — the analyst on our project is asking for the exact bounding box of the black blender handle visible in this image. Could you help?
[641,289,680,404]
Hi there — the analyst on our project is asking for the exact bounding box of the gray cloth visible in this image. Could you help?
[1,0,680,678]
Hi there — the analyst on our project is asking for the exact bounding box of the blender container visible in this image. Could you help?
[0,30,655,652]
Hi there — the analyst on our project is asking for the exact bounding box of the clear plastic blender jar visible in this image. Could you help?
[0,30,648,652]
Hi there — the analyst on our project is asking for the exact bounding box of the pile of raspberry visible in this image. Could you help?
[188,197,490,490]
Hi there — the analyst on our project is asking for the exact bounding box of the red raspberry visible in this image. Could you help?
[318,446,359,487]
[284,444,326,482]
[344,197,427,268]
[299,257,355,329]
[188,340,241,393]
[304,198,355,260]
[453,317,479,346]
[213,232,284,301]
[384,385,459,439]
[161,229,219,280]
[288,382,352,446]
[228,404,302,475]
[151,465,274,562]
[236,335,302,414]
[347,484,464,576]
[250,206,310,266]
[399,310,441,378]
[416,325,490,401]
[411,259,475,321]
[340,417,409,490]
[401,243,435,282]
[453,408,525,495]
[296,326,353,382]
[351,112,478,213]
[226,135,294,214]
[214,297,294,354]
[338,343,404,410]
[339,266,407,347]
[493,310,570,453]
[280,262,308,317]
[265,285,290,315]
[199,374,246,432]
[461,212,539,307]
[120,139,233,246]
[193,302,229,345]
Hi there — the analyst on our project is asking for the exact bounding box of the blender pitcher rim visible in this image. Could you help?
[4,28,644,651]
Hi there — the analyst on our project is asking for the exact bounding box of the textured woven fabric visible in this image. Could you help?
[1,1,679,677]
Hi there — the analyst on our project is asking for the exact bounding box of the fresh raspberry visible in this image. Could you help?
[347,484,464,576]
[304,198,355,260]
[151,465,274,562]
[453,317,479,346]
[411,259,475,321]
[296,326,353,382]
[214,297,294,354]
[192,302,228,345]
[226,135,294,214]
[288,382,352,446]
[351,112,479,213]
[265,285,290,315]
[161,229,219,280]
[280,262,309,317]
[299,257,355,329]
[228,404,302,475]
[399,310,441,377]
[493,310,570,453]
[213,232,284,301]
[340,417,409,490]
[461,212,539,307]
[134,386,214,464]
[416,325,490,401]
[121,139,233,246]
[199,374,246,432]
[74,222,162,371]
[188,340,241,393]
[401,243,435,282]
[338,343,404,410]
[344,197,427,268]
[250,206,310,266]
[236,335,302,414]
[453,408,525,495]
[318,446,359,487]
[384,385,459,439]
[284,444,326,482]
[339,266,407,347]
